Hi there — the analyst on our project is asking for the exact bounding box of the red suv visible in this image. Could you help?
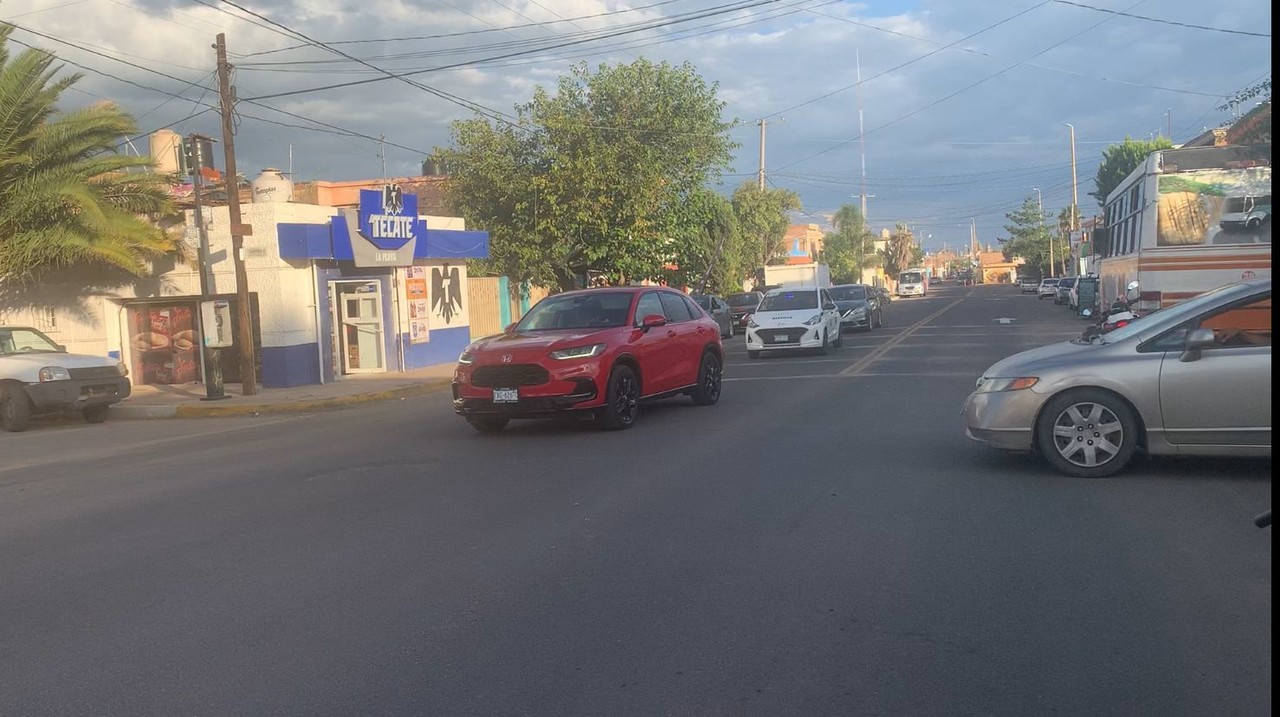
[452,287,724,433]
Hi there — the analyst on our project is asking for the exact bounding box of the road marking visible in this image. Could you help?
[838,291,971,376]
[994,317,1016,324]
[725,372,977,382]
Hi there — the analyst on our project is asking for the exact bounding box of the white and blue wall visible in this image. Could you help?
[277,200,488,387]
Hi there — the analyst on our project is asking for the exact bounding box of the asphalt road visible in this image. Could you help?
[1,283,1271,716]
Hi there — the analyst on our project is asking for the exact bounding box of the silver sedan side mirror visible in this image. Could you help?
[1179,327,1216,362]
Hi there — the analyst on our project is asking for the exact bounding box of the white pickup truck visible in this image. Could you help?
[1,326,132,432]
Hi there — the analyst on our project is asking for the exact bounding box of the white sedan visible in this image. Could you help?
[745,286,843,359]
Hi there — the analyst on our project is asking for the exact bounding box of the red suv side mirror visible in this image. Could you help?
[640,314,667,330]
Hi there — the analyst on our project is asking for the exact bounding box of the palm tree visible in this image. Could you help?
[880,223,916,278]
[0,25,174,282]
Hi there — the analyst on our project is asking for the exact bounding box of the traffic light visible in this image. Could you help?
[181,136,216,178]
[181,137,195,177]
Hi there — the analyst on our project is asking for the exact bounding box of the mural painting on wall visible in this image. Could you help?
[431,264,466,329]
[406,265,430,344]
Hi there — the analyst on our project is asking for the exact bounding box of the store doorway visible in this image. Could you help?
[334,281,386,374]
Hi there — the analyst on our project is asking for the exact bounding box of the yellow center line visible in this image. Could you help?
[838,289,973,376]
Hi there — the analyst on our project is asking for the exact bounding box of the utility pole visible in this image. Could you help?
[756,118,767,190]
[856,50,868,222]
[215,33,257,395]
[1032,186,1052,276]
[379,134,387,181]
[189,134,227,401]
[1165,108,1172,139]
[1065,122,1078,277]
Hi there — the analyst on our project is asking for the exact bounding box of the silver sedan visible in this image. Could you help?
[964,278,1271,477]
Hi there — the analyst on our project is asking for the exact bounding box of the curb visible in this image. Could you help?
[111,379,451,419]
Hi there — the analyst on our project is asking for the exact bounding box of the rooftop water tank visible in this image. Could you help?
[251,168,292,203]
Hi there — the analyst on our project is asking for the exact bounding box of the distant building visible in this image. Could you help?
[783,223,824,264]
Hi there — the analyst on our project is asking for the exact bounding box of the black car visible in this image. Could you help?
[725,291,763,333]
[828,283,884,332]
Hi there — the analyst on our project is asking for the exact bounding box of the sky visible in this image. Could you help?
[2,0,1272,251]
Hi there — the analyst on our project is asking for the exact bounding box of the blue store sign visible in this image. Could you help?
[340,186,421,267]
[276,188,490,267]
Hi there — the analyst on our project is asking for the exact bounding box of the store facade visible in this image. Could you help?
[1,189,486,390]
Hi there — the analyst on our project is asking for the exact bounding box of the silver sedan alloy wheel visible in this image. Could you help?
[1050,401,1124,468]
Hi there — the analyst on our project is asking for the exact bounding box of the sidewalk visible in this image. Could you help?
[112,364,456,419]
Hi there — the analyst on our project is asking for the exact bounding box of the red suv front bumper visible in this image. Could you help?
[452,359,606,418]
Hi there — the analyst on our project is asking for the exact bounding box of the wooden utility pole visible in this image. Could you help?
[189,134,226,401]
[215,33,257,395]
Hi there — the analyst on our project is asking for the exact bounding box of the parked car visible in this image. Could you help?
[1038,277,1059,300]
[1070,276,1098,312]
[1054,276,1078,305]
[725,291,763,334]
[452,287,723,433]
[1,326,131,432]
[745,286,842,359]
[964,278,1271,477]
[1019,277,1040,294]
[691,293,735,339]
[828,283,884,332]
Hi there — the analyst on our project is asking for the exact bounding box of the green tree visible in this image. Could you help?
[434,58,736,291]
[0,26,174,281]
[731,182,800,274]
[1090,136,1174,205]
[666,187,745,295]
[880,223,916,278]
[819,204,877,283]
[1000,195,1055,275]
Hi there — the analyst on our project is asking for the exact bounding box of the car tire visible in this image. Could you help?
[597,364,640,431]
[1,385,33,433]
[817,330,829,355]
[1036,388,1139,478]
[83,405,110,424]
[690,351,722,406]
[832,329,843,347]
[747,350,760,360]
[467,416,509,434]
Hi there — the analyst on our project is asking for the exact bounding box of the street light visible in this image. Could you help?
[1032,187,1052,275]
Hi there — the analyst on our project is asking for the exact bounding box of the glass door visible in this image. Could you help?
[337,281,386,374]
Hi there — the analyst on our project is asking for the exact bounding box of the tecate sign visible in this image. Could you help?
[344,186,422,267]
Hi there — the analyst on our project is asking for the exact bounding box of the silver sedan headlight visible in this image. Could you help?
[974,377,1039,393]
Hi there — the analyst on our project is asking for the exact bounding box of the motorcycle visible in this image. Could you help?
[1080,280,1142,340]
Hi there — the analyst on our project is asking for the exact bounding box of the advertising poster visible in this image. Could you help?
[406,266,431,344]
[128,304,200,385]
[1157,167,1271,247]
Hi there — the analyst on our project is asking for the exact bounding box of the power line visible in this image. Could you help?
[236,0,837,77]
[1051,0,1271,38]
[765,2,1050,119]
[4,24,428,158]
[212,0,517,124]
[802,5,1223,99]
[773,0,1153,171]
[241,0,786,102]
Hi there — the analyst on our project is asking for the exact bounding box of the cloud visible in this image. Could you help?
[4,0,1270,249]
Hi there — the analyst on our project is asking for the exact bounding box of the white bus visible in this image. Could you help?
[897,268,929,297]
[1096,144,1270,312]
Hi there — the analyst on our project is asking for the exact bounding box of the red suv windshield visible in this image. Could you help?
[515,291,634,331]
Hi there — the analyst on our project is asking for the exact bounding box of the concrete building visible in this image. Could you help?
[1,184,488,389]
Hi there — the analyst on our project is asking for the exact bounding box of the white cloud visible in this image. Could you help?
[3,0,1270,249]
